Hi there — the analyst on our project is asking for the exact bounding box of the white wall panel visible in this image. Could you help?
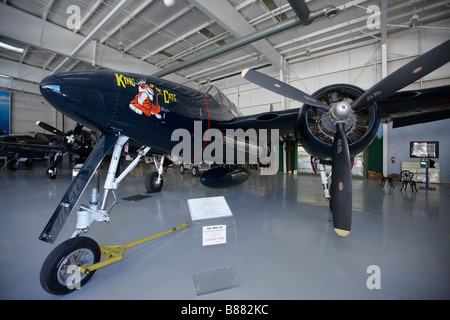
[9,91,76,134]
[10,92,53,134]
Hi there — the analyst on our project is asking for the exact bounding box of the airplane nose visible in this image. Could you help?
[39,72,107,133]
[40,75,66,111]
[40,74,61,87]
[39,76,61,100]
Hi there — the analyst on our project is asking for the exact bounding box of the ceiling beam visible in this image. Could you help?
[0,4,193,86]
[0,57,50,94]
[277,0,449,58]
[99,0,155,44]
[124,6,191,53]
[143,20,211,62]
[187,0,283,70]
[77,0,103,33]
[52,0,132,73]
[152,16,304,78]
[155,1,291,69]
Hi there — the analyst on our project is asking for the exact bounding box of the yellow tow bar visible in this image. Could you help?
[79,222,190,274]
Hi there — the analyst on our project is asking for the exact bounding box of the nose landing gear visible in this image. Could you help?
[40,222,189,295]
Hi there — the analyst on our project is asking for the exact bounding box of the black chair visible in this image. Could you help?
[380,176,394,189]
[400,170,418,192]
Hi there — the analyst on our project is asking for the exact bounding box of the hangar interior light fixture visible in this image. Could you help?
[0,41,24,54]
[305,47,312,57]
[409,14,421,28]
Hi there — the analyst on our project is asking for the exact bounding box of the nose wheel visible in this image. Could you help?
[40,237,101,295]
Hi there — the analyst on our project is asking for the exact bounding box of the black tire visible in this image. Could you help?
[145,171,164,193]
[40,237,100,295]
[25,158,33,167]
[191,166,199,177]
[180,165,185,174]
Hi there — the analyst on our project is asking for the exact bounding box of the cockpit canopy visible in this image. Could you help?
[200,85,241,117]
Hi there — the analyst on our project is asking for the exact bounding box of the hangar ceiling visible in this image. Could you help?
[1,0,449,93]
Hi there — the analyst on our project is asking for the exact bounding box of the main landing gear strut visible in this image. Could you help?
[39,135,181,295]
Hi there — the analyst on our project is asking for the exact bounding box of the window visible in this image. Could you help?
[200,85,240,117]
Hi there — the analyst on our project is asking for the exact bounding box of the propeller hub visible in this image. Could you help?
[328,100,353,124]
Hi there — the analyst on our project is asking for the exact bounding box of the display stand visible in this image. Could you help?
[419,159,436,191]
[187,196,238,295]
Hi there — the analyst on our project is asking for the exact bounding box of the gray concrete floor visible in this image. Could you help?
[0,160,449,300]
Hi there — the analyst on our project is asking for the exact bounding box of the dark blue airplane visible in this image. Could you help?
[38,39,450,294]
[0,121,94,177]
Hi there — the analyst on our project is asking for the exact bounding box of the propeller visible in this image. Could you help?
[241,69,330,111]
[36,121,93,178]
[37,121,91,151]
[241,39,450,236]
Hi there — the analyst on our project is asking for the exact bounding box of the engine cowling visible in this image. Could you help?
[295,84,380,159]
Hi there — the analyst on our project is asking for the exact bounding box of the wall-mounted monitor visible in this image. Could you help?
[410,141,439,158]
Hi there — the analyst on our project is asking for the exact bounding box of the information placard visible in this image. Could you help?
[202,225,226,246]
[188,196,232,221]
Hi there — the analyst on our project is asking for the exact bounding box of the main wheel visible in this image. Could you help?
[145,171,164,193]
[191,166,199,177]
[40,237,100,295]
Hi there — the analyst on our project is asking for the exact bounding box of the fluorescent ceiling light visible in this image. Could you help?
[0,41,24,53]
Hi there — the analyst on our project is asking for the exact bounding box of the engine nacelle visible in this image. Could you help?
[295,84,380,159]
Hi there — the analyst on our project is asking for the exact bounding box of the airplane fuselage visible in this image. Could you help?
[40,71,240,155]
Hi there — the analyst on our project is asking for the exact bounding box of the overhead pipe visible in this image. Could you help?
[287,0,311,25]
[152,4,339,78]
[288,0,340,25]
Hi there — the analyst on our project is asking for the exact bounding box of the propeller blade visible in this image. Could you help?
[36,121,65,136]
[330,123,352,236]
[352,39,450,109]
[242,69,330,111]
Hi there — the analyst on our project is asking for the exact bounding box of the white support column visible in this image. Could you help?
[280,56,288,110]
[382,42,388,177]
[381,0,388,177]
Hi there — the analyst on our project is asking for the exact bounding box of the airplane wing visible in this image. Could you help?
[377,85,450,128]
[223,84,450,136]
[0,141,62,153]
[227,107,300,137]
